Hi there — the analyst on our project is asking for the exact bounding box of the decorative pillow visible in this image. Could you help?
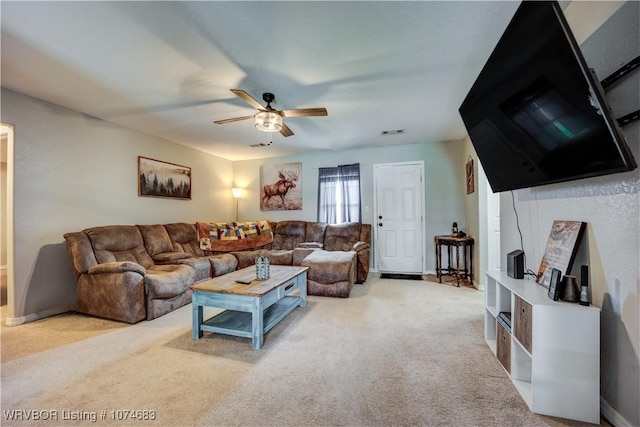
[199,238,211,250]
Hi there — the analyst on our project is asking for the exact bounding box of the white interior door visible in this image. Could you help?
[374,162,424,273]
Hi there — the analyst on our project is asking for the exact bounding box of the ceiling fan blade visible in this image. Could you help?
[280,123,294,137]
[213,115,254,125]
[230,89,264,110]
[280,108,328,117]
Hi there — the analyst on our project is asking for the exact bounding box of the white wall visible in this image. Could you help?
[233,140,466,273]
[1,88,234,324]
[1,134,7,268]
[500,3,639,425]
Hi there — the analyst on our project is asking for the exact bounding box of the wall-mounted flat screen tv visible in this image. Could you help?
[459,0,636,193]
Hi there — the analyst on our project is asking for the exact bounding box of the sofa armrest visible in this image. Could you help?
[297,241,324,249]
[352,241,370,253]
[152,252,192,263]
[88,261,146,276]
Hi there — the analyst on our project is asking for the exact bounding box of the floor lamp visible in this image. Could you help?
[232,188,244,221]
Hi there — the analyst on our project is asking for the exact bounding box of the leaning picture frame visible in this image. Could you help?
[536,220,586,288]
[138,156,192,200]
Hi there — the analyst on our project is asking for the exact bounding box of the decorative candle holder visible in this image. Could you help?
[561,275,580,302]
[256,256,270,280]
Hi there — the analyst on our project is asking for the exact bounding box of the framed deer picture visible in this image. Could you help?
[260,162,302,211]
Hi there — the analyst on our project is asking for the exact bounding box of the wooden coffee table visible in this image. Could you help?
[191,265,308,349]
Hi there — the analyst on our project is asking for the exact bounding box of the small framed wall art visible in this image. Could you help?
[138,156,192,200]
[466,157,474,194]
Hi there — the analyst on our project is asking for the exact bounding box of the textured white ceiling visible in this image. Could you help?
[1,1,522,161]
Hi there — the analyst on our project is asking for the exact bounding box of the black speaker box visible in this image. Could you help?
[507,250,525,279]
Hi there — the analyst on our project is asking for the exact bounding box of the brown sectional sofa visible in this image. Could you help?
[64,221,371,324]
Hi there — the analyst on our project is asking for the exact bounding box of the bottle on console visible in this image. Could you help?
[580,265,590,306]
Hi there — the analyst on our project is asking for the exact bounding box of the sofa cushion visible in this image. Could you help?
[209,254,238,277]
[153,252,192,262]
[272,221,307,250]
[164,223,204,257]
[302,250,356,284]
[266,250,293,266]
[323,223,362,252]
[145,264,194,299]
[306,222,327,243]
[85,225,155,269]
[171,257,211,282]
[231,250,267,270]
[137,224,173,257]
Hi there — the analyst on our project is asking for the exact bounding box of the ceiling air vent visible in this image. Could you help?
[381,129,405,135]
[249,142,273,147]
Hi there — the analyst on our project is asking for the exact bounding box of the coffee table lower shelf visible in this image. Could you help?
[200,296,300,339]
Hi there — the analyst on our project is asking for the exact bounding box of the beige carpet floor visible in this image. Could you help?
[1,275,602,426]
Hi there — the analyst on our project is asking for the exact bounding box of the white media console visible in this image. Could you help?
[484,271,600,424]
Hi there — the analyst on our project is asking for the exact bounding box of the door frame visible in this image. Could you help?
[372,161,426,274]
[1,123,15,322]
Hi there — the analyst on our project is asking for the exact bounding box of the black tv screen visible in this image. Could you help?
[459,0,636,193]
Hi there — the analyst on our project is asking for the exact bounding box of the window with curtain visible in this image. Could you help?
[317,163,361,224]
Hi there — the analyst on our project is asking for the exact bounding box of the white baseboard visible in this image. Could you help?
[4,304,75,326]
[601,396,633,427]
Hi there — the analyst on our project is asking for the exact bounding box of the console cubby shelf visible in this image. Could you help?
[484,271,600,424]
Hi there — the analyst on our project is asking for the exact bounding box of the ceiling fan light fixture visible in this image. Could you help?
[254,111,283,132]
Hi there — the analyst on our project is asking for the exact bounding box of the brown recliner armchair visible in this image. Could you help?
[64,225,195,323]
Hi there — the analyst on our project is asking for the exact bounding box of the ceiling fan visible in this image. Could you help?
[214,89,327,137]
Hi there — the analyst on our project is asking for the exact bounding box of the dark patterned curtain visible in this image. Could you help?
[317,167,338,223]
[338,163,361,223]
[317,163,361,223]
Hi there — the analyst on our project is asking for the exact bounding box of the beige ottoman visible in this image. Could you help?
[301,250,357,297]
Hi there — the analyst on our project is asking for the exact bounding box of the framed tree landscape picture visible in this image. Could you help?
[138,156,192,200]
[536,220,586,288]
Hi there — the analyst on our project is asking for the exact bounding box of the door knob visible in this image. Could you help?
[378,215,383,219]
[378,222,383,227]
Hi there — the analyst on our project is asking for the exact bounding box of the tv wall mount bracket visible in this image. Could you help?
[600,55,639,128]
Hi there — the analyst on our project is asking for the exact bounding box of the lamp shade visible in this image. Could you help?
[232,188,244,199]
[254,111,283,132]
